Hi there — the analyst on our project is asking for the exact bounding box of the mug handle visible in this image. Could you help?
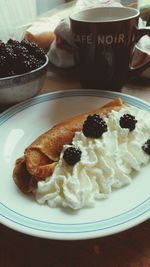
[128,26,150,79]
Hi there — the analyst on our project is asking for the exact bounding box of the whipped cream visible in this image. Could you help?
[35,106,150,210]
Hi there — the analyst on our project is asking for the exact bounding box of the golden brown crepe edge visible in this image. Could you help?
[25,98,125,174]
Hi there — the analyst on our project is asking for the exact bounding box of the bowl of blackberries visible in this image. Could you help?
[0,39,49,105]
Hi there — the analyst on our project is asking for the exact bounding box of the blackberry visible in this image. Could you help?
[63,146,82,166]
[0,43,7,55]
[82,114,107,138]
[34,48,45,60]
[7,39,19,46]
[21,39,38,52]
[0,55,7,67]
[119,114,137,131]
[0,38,46,77]
[21,59,33,72]
[7,52,17,66]
[142,139,150,155]
[0,55,8,77]
[3,46,13,59]
[28,55,40,69]
[13,45,28,56]
[7,70,16,77]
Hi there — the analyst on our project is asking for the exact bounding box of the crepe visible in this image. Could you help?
[13,98,126,194]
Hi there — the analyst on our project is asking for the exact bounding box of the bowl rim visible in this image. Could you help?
[0,54,49,81]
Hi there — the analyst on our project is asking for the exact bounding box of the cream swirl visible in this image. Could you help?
[35,106,150,210]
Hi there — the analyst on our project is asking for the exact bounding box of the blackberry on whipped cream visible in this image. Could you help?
[83,114,107,138]
[63,146,82,165]
[142,139,150,155]
[119,113,137,131]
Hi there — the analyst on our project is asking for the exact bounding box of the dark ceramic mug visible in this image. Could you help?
[70,7,150,91]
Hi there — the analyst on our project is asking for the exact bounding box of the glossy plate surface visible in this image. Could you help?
[0,90,150,240]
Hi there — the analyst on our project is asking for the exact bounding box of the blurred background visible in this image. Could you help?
[0,0,149,31]
[0,0,69,41]
[0,0,72,28]
[0,0,149,42]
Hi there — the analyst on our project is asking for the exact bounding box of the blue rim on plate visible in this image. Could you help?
[0,90,150,240]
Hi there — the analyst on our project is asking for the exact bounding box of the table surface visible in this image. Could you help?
[41,63,150,102]
[1,1,150,266]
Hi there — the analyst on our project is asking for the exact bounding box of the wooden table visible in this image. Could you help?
[1,220,150,267]
[41,64,150,102]
[0,63,150,267]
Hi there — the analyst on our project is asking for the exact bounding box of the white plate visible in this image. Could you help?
[0,90,150,240]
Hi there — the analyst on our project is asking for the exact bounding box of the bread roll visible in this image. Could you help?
[23,21,56,50]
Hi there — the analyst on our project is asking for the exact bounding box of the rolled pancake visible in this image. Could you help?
[13,98,126,194]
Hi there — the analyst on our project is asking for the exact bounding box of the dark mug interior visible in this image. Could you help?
[70,7,149,91]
